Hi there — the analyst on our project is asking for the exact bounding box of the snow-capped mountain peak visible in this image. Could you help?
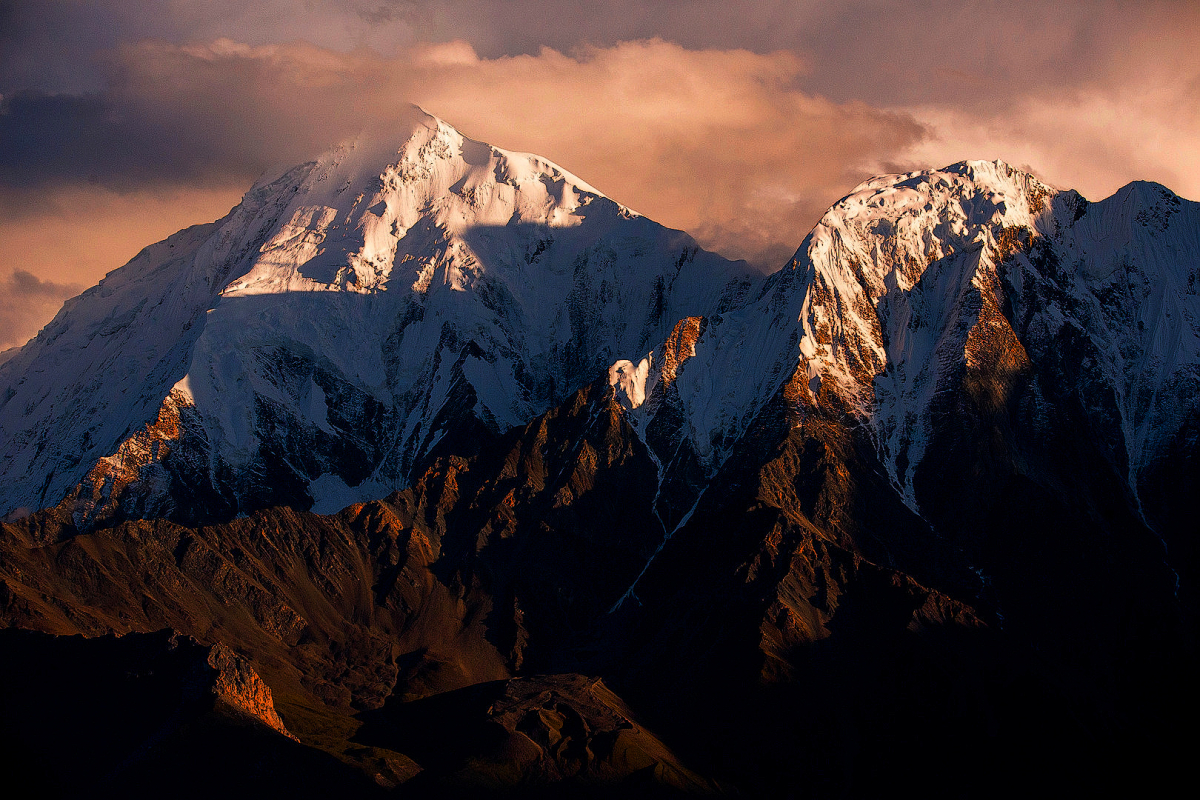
[610,159,1198,517]
[0,109,753,524]
[3,135,1196,534]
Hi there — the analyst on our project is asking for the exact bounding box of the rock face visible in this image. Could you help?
[612,162,1200,523]
[1,134,1198,796]
[204,640,297,739]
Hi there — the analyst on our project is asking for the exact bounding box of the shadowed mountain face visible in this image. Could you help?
[1,121,1198,796]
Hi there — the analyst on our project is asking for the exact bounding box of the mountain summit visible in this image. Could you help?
[616,160,1200,516]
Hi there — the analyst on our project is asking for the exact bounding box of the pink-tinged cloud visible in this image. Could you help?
[901,78,1200,205]
[3,14,1200,347]
[0,270,82,353]
[2,37,927,265]
[397,40,929,267]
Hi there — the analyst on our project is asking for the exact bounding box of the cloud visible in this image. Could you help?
[7,269,79,297]
[0,184,241,349]
[0,269,82,351]
[0,90,192,191]
[0,37,927,268]
[2,2,1199,347]
[0,41,402,195]
[6,1,1200,102]
[899,29,1200,203]
[0,1,419,92]
[400,40,928,266]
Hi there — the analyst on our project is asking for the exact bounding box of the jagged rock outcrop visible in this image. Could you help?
[204,640,297,739]
[358,674,718,795]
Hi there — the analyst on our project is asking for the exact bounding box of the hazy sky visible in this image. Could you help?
[3,0,1199,349]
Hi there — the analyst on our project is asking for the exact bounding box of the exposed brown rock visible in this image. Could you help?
[658,316,705,390]
[57,389,190,533]
[205,641,297,739]
[0,628,374,798]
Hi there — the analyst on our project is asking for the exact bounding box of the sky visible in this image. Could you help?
[2,0,1199,350]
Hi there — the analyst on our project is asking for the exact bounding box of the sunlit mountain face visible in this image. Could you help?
[1,114,1197,798]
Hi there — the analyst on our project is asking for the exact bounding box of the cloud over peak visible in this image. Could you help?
[2,1,1199,348]
[0,37,929,269]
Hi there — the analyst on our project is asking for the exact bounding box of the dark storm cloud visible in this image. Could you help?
[0,90,200,190]
[0,83,281,200]
[0,0,128,92]
[0,40,414,197]
[1,0,1199,350]
[8,1,1199,100]
[0,1,418,92]
[0,269,82,351]
[6,268,80,298]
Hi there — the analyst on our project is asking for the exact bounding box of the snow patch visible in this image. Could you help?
[609,356,653,409]
[308,474,391,515]
[171,374,195,402]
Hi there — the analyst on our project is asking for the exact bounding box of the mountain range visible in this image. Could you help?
[1,110,1196,798]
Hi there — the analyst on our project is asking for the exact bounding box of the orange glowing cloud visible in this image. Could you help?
[3,8,1200,350]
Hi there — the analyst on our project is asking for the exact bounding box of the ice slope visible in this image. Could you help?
[0,110,753,520]
[611,161,1200,513]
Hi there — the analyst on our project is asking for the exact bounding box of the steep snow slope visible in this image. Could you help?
[0,110,753,522]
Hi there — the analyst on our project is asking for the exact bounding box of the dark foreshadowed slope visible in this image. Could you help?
[4,371,1194,795]
[0,379,722,795]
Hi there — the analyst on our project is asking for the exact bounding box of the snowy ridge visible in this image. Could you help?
[0,109,753,520]
[609,162,1055,497]
[798,160,1058,502]
[1005,179,1200,500]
